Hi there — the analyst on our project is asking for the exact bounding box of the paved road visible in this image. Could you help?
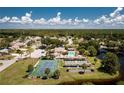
[0,51,34,72]
[0,57,18,72]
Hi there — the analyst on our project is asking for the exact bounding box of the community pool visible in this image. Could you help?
[68,51,75,57]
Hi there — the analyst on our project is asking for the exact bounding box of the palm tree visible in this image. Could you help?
[54,69,60,79]
[44,68,50,78]
[27,64,34,72]
[81,63,87,73]
[27,46,34,57]
[16,49,23,58]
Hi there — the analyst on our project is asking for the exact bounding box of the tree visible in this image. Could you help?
[16,49,23,58]
[44,68,50,77]
[87,46,97,56]
[27,64,34,72]
[27,46,34,57]
[81,63,87,73]
[119,41,124,52]
[100,52,120,75]
[83,50,90,56]
[88,40,100,50]
[53,69,60,79]
[0,63,3,66]
[0,38,10,48]
[79,48,85,55]
[94,58,97,64]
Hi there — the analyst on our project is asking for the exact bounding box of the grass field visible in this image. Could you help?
[87,56,101,69]
[0,58,119,85]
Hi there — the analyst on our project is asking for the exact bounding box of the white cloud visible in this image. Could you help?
[110,7,123,18]
[94,15,111,24]
[0,7,124,29]
[48,12,61,25]
[57,12,61,17]
[61,19,72,25]
[25,11,32,17]
[73,17,82,25]
[9,16,21,23]
[0,16,10,23]
[94,7,124,25]
[115,15,124,22]
[34,18,47,25]
[82,18,89,23]
[21,11,33,24]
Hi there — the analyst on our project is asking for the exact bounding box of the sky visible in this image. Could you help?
[0,7,124,29]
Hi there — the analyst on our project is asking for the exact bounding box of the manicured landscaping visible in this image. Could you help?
[0,58,119,85]
[0,58,38,84]
[87,57,101,69]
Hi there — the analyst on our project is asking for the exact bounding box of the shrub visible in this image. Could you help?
[44,68,50,76]
[0,62,3,66]
[42,75,48,80]
[79,71,84,74]
[27,64,34,72]
[37,76,41,78]
[22,74,29,78]
[66,69,69,72]
[116,81,124,85]
[91,69,94,72]
[53,70,60,79]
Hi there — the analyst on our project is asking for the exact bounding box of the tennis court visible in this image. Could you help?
[31,60,58,77]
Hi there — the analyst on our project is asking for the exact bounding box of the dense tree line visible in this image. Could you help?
[1,29,124,40]
[41,37,65,48]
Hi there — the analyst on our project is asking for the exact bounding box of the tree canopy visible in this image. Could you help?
[87,46,97,56]
[100,52,120,75]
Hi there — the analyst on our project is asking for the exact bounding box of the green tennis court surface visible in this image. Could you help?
[31,60,58,77]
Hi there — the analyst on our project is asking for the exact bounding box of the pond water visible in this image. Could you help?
[59,52,124,85]
[96,52,124,84]
[98,52,124,78]
[118,55,124,80]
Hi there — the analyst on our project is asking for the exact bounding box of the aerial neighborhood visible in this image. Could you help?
[0,29,123,85]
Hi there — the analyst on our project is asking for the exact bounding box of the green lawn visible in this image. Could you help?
[0,58,38,85]
[87,56,101,69]
[0,57,119,85]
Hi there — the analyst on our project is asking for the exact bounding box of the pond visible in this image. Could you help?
[59,52,124,85]
[118,55,124,80]
[96,52,124,84]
